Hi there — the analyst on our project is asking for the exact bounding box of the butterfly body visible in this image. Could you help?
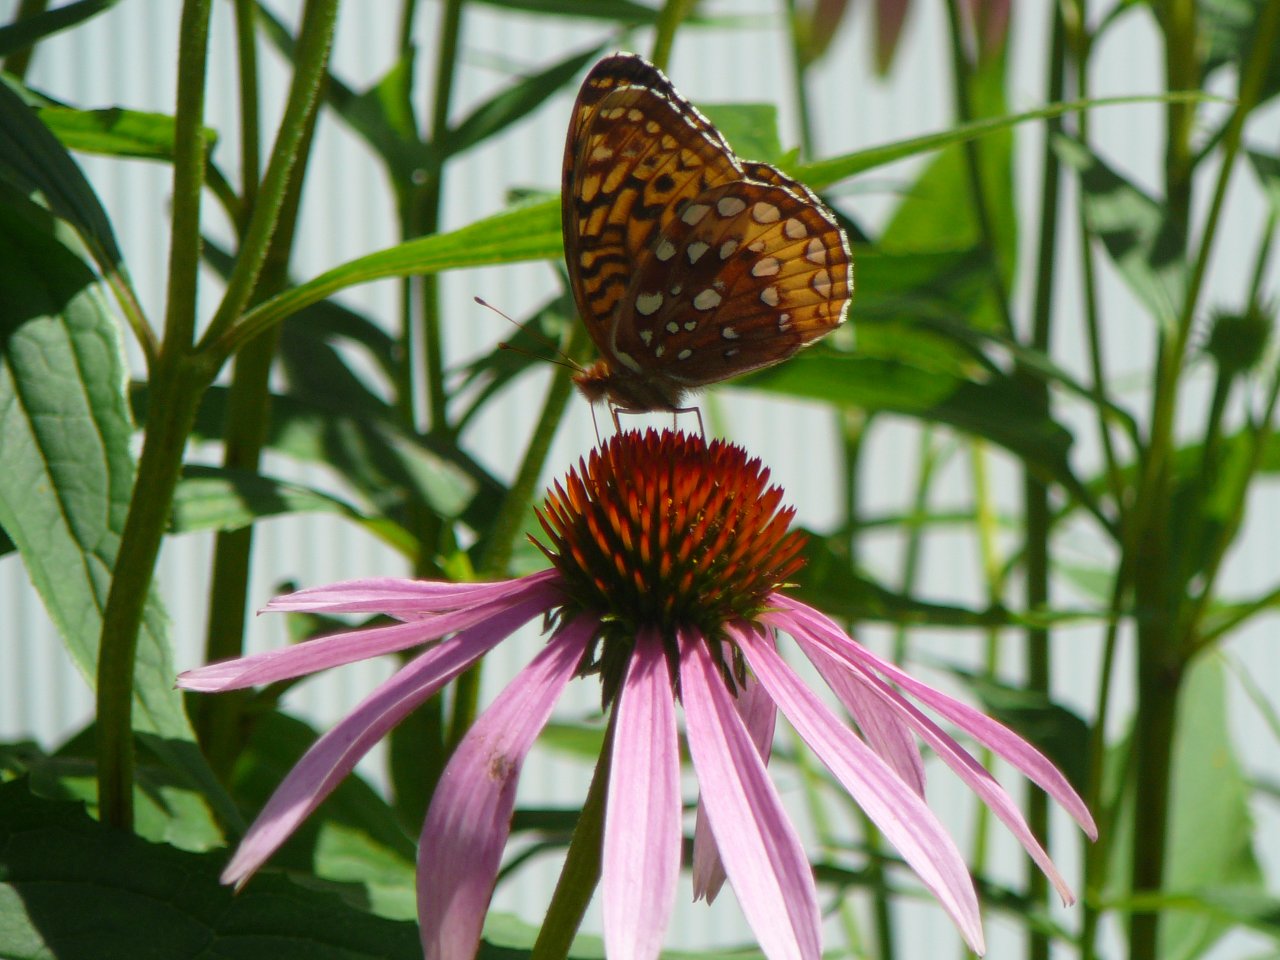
[562,53,853,412]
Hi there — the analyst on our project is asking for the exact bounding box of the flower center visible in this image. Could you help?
[534,429,806,697]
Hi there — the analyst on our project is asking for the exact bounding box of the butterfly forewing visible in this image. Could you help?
[562,53,853,411]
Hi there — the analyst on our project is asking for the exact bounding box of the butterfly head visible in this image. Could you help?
[573,358,688,412]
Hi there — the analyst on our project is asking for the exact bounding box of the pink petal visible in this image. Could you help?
[804,640,927,797]
[418,617,592,960]
[219,599,542,887]
[679,629,822,960]
[262,568,560,617]
[731,623,985,955]
[799,633,1077,903]
[179,588,555,692]
[768,597,1097,839]
[604,629,681,960]
[692,668,776,903]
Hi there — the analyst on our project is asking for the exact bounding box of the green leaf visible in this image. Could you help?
[0,778,422,960]
[943,668,1091,792]
[1248,149,1280,218]
[0,74,124,271]
[1054,135,1187,328]
[0,196,238,832]
[445,45,605,159]
[699,103,785,165]
[796,93,1212,190]
[1202,0,1280,103]
[35,104,216,161]
[344,51,429,181]
[1106,657,1265,959]
[0,0,121,57]
[743,350,1087,504]
[8,727,223,853]
[171,465,418,557]
[468,0,662,19]
[230,713,418,920]
[230,197,561,349]
[795,535,1019,628]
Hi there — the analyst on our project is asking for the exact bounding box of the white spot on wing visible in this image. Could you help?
[655,238,677,261]
[752,201,781,223]
[760,286,780,307]
[682,203,711,225]
[784,218,807,239]
[752,257,781,277]
[636,292,664,316]
[811,269,832,297]
[693,289,722,311]
[716,196,747,217]
[687,241,710,264]
[719,239,739,259]
[677,349,693,360]
[806,237,827,264]
[721,327,738,339]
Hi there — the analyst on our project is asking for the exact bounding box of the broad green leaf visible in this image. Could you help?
[135,384,492,532]
[1248,149,1280,217]
[1106,657,1265,959]
[0,197,237,832]
[14,723,223,852]
[0,778,422,960]
[0,75,123,270]
[344,51,429,181]
[171,465,418,557]
[1055,135,1187,328]
[1202,0,1280,103]
[445,45,606,159]
[228,197,561,350]
[699,103,785,164]
[230,713,418,920]
[0,0,121,57]
[743,350,1086,503]
[36,104,216,161]
[795,535,1020,629]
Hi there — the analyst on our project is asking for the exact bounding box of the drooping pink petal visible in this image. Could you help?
[220,599,543,887]
[767,596,1096,839]
[804,640,927,797]
[797,634,1077,904]
[603,629,681,960]
[731,623,986,955]
[418,617,593,960]
[262,568,561,617]
[179,588,557,692]
[679,629,822,960]
[692,665,776,904]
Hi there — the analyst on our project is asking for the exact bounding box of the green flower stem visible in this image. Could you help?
[650,0,696,69]
[1018,14,1068,959]
[783,0,815,161]
[97,352,217,828]
[198,79,321,777]
[531,717,615,960]
[233,0,261,225]
[1127,6,1278,955]
[199,0,339,350]
[400,0,463,441]
[95,0,213,830]
[1079,566,1126,960]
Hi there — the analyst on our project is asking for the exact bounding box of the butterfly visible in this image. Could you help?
[562,52,853,413]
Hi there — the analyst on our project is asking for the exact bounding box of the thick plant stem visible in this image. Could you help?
[96,353,214,828]
[95,0,212,830]
[198,99,320,777]
[1020,11,1066,959]
[1128,641,1184,959]
[531,719,615,960]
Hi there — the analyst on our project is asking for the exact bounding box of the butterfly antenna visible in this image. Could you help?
[474,297,583,372]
